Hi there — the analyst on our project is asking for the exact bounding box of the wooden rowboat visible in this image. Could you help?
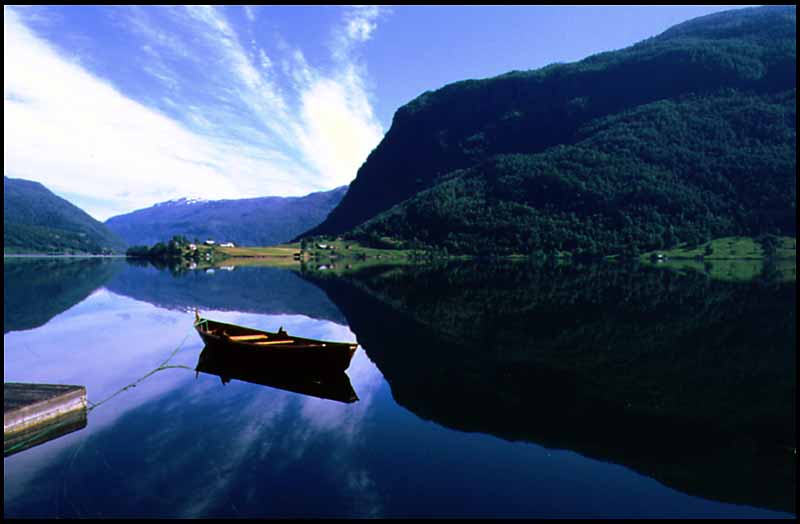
[194,312,358,373]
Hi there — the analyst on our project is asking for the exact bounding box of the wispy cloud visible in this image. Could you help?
[336,5,387,58]
[4,6,387,220]
[242,5,257,23]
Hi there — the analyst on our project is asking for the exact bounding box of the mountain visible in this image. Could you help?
[105,186,347,247]
[4,176,127,254]
[304,6,796,256]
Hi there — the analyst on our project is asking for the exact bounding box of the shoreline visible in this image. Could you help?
[3,254,127,259]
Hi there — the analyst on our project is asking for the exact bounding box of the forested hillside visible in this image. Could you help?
[304,6,796,256]
[353,90,795,255]
[4,176,126,254]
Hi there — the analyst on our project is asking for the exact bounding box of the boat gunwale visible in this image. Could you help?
[194,317,358,350]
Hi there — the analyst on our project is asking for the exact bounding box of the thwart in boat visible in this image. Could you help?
[193,310,359,372]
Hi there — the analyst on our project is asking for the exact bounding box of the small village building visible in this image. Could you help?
[220,242,235,248]
[188,244,197,251]
[204,240,215,245]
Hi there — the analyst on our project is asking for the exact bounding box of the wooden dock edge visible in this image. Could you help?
[4,383,87,436]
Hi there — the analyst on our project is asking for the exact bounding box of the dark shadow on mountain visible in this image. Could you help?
[4,257,125,333]
[105,261,346,324]
[303,261,796,514]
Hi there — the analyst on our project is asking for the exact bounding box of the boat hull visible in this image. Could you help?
[194,318,358,373]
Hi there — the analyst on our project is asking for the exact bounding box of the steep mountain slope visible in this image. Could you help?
[304,6,796,254]
[4,176,127,254]
[106,186,346,247]
[353,90,795,255]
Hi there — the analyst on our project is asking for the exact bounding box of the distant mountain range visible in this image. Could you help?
[4,176,126,254]
[305,6,797,255]
[105,186,347,247]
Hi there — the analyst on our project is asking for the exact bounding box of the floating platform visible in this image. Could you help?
[4,383,87,457]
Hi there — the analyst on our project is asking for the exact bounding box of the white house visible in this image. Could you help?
[220,242,235,248]
[204,240,215,245]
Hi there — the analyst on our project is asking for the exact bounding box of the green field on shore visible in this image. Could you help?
[202,235,797,282]
[640,236,795,261]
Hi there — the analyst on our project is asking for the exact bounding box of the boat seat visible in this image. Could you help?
[227,334,269,341]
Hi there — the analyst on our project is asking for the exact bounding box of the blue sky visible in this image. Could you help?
[4,5,752,220]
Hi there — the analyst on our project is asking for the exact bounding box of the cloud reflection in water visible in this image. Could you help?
[4,290,387,518]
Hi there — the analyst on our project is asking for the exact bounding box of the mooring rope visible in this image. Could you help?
[3,326,200,456]
[6,323,200,456]
[86,324,198,412]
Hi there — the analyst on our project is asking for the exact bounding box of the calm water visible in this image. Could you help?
[3,258,795,518]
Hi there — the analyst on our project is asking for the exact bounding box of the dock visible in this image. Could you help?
[4,383,87,457]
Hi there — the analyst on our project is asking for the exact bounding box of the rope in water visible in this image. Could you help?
[6,323,199,456]
[86,324,197,412]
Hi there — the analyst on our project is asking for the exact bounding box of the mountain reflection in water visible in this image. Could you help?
[304,260,796,514]
[4,257,124,333]
[3,257,795,518]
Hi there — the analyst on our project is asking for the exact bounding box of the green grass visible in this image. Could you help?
[202,236,798,280]
[640,236,796,282]
[302,256,419,277]
[641,236,795,260]
[303,239,414,260]
[208,240,416,270]
[646,257,796,282]
[216,245,299,258]
[214,256,298,268]
[775,237,797,258]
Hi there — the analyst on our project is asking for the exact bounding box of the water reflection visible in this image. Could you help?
[304,260,796,514]
[3,258,795,518]
[106,259,345,323]
[3,257,123,333]
[4,403,88,458]
[4,271,385,517]
[195,344,359,403]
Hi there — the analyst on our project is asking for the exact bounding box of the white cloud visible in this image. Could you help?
[243,5,257,23]
[3,6,387,220]
[296,76,383,187]
[345,6,382,43]
[347,16,377,42]
[334,5,386,60]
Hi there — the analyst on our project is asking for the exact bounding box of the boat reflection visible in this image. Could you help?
[194,344,359,404]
